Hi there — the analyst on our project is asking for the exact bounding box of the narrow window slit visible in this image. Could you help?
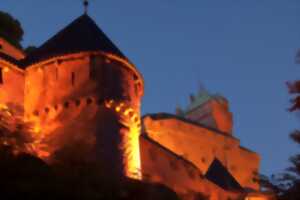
[64,102,69,108]
[71,72,75,86]
[87,98,92,105]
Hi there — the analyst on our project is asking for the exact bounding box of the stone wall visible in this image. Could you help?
[0,59,24,111]
[23,52,143,179]
[143,114,260,190]
[140,135,241,200]
[24,52,142,115]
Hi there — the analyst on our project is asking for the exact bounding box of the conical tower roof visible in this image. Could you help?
[22,14,126,66]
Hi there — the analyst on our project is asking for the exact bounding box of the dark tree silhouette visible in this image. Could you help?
[256,81,300,200]
[0,11,24,48]
[269,81,300,199]
[24,45,37,54]
[0,105,180,200]
[280,81,300,199]
[0,129,181,199]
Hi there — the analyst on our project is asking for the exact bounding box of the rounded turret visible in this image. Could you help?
[20,15,144,179]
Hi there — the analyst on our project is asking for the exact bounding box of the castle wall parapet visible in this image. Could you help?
[142,114,260,190]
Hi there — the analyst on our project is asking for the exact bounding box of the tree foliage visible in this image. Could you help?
[0,106,180,200]
[268,81,300,199]
[280,107,300,199]
[0,11,24,48]
[0,145,181,200]
[258,81,300,199]
[24,45,37,54]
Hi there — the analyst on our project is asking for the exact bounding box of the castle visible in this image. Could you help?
[0,14,272,200]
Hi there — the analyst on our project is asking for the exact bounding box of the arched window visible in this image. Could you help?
[71,72,75,86]
[55,67,58,80]
[90,55,97,79]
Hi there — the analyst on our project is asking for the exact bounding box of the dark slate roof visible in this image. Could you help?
[20,14,126,67]
[0,52,19,66]
[205,158,244,191]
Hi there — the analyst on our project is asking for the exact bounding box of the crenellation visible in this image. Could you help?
[0,14,270,199]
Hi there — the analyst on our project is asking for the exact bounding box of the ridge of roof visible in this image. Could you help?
[239,146,259,155]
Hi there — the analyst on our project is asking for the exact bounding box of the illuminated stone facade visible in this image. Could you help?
[142,92,260,189]
[140,92,267,199]
[0,15,144,180]
[0,14,272,200]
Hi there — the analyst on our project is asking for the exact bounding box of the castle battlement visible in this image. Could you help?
[0,13,269,200]
[0,15,144,180]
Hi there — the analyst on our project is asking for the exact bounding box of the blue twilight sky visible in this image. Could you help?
[1,0,300,175]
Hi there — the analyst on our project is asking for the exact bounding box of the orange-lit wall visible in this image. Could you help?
[0,37,266,199]
[140,135,242,200]
[211,99,233,134]
[0,38,25,60]
[23,52,143,179]
[245,192,275,200]
[143,115,260,190]
[0,60,24,110]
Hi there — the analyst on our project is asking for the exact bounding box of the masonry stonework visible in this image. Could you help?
[0,14,272,200]
[142,114,260,190]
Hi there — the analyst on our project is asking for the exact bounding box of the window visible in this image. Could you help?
[71,72,75,86]
[64,101,69,108]
[90,55,97,79]
[134,83,139,96]
[0,68,3,84]
[45,107,50,113]
[149,148,157,161]
[55,67,58,80]
[33,110,39,116]
[187,167,196,179]
[86,98,92,105]
[169,160,178,170]
[75,99,81,106]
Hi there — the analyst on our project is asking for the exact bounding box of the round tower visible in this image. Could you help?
[22,15,144,179]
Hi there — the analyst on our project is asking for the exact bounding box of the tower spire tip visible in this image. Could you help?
[83,0,89,14]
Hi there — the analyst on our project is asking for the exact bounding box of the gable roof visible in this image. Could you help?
[205,158,244,191]
[21,14,126,67]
